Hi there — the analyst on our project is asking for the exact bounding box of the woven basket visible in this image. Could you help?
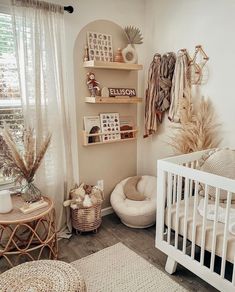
[71,202,102,233]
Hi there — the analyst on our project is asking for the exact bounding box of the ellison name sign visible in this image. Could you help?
[108,88,136,97]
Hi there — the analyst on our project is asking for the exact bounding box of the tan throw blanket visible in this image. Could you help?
[144,52,176,137]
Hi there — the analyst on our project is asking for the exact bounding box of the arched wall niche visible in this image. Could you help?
[74,20,139,208]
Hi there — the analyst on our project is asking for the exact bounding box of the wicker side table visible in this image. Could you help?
[0,195,57,268]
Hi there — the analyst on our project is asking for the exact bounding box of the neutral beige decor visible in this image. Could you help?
[71,202,102,233]
[198,148,235,202]
[169,97,220,154]
[75,20,139,209]
[0,260,86,292]
[110,175,157,228]
[123,176,146,201]
[0,196,57,268]
[72,243,188,292]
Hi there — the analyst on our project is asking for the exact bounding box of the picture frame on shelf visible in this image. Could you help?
[100,113,121,142]
[120,116,135,139]
[84,116,101,144]
[108,88,136,97]
[87,31,113,62]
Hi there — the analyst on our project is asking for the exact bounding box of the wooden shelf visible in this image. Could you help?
[83,60,143,71]
[83,137,137,147]
[82,129,138,146]
[85,96,143,104]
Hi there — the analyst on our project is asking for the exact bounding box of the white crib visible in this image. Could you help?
[156,149,235,292]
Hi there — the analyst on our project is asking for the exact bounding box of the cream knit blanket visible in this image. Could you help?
[168,51,191,123]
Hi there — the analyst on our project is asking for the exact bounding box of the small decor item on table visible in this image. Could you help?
[0,190,12,214]
[100,112,121,142]
[63,183,104,233]
[87,72,101,97]
[87,31,113,62]
[19,197,49,214]
[0,127,51,204]
[122,26,143,64]
[114,48,124,63]
[84,115,101,144]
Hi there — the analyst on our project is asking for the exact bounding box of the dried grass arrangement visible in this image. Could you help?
[124,26,143,45]
[0,127,51,202]
[169,97,221,154]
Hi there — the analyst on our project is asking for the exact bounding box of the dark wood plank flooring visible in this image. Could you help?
[58,213,217,292]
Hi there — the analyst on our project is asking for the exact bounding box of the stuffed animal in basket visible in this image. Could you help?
[63,183,103,209]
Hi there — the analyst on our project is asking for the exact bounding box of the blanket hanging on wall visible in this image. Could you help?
[144,52,176,137]
[168,50,191,123]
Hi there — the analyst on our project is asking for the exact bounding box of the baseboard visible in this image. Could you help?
[101,206,114,217]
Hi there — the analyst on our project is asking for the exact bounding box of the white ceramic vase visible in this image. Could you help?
[0,190,13,214]
[122,44,138,64]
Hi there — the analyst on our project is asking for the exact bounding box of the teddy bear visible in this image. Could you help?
[63,183,103,209]
[63,183,86,209]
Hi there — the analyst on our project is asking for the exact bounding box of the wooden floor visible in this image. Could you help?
[58,213,217,292]
[0,213,217,291]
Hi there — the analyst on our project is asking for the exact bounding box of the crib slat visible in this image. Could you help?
[191,181,199,259]
[167,172,173,244]
[183,178,189,254]
[200,184,209,266]
[173,174,177,203]
[221,191,232,279]
[190,161,194,169]
[175,175,182,249]
[210,188,220,272]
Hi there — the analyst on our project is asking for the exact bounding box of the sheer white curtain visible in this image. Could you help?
[11,0,77,235]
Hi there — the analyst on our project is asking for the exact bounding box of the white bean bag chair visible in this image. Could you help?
[110,176,157,228]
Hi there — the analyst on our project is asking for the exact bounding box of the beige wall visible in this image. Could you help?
[138,0,235,176]
[74,20,139,208]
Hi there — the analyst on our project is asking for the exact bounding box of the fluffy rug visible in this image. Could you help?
[72,242,188,292]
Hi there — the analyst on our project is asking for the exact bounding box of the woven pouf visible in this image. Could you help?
[0,260,86,292]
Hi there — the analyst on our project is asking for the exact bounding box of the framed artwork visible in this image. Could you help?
[87,31,113,62]
[84,116,101,144]
[100,113,120,142]
[120,116,134,139]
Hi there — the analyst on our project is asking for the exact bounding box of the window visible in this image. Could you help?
[0,12,23,185]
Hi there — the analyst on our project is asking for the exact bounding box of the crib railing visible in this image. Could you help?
[156,150,235,292]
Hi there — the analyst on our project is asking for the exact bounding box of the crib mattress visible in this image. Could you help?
[165,196,235,264]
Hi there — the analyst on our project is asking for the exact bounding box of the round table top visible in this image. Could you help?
[0,195,53,224]
[0,260,86,292]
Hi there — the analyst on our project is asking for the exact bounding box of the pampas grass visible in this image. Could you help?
[0,127,51,184]
[169,97,221,154]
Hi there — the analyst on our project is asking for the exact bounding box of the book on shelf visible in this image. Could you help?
[100,112,121,142]
[83,116,101,144]
[120,116,135,139]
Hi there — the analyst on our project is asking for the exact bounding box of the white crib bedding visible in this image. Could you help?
[165,196,235,264]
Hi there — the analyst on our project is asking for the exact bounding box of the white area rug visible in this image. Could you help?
[72,242,188,292]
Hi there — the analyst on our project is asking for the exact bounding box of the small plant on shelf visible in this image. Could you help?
[122,26,143,64]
